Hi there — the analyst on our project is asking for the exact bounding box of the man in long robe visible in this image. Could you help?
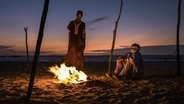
[63,10,86,71]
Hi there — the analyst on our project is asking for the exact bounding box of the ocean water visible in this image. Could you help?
[0,55,184,62]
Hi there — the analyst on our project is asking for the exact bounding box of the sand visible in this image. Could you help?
[0,61,184,104]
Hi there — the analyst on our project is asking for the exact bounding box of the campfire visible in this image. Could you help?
[49,63,88,84]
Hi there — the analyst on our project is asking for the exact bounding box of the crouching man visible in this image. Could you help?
[106,43,144,80]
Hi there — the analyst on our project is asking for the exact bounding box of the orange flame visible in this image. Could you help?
[49,63,88,84]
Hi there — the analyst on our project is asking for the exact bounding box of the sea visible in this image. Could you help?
[0,55,184,62]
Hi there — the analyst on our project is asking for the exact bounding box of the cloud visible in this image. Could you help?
[0,45,17,55]
[28,50,54,55]
[88,45,184,55]
[41,50,54,54]
[0,45,14,50]
[0,44,54,55]
[118,45,129,48]
[4,49,17,52]
[91,50,108,53]
[86,16,110,26]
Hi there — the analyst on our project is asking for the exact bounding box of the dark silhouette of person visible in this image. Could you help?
[63,10,86,71]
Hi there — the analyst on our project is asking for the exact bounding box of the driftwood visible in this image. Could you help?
[25,0,50,103]
[108,0,123,73]
[176,0,181,76]
[24,27,29,62]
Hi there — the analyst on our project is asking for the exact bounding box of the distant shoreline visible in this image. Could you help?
[0,61,184,77]
[0,55,184,62]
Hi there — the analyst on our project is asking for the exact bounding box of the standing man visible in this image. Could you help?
[63,10,86,71]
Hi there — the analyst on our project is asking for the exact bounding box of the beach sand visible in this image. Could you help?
[0,61,184,104]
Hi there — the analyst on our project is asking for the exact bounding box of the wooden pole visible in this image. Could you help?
[176,0,181,76]
[25,0,50,103]
[108,0,123,73]
[24,27,29,62]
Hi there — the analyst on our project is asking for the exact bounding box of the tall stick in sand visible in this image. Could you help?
[25,0,50,103]
[108,0,123,73]
[176,0,181,76]
[24,27,29,62]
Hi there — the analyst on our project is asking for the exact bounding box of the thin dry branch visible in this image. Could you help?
[24,27,29,62]
[108,0,123,73]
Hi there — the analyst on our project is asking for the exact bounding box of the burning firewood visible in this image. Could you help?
[49,63,88,84]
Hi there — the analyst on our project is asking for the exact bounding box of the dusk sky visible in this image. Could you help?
[0,0,184,55]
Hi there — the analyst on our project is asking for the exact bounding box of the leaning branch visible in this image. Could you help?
[25,0,50,103]
[108,0,123,73]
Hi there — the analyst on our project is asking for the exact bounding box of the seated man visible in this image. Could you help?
[106,43,144,80]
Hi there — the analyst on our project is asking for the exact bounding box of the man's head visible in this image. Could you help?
[130,43,141,53]
[76,10,83,20]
